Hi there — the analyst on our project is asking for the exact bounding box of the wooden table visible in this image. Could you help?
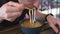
[0,24,56,34]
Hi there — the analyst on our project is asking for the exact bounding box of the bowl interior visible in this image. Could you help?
[19,18,45,28]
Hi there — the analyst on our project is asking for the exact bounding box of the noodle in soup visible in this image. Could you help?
[21,20,43,28]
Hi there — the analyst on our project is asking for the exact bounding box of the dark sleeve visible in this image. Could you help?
[0,0,18,7]
[5,0,18,3]
[0,20,12,26]
[0,0,7,7]
[7,0,18,2]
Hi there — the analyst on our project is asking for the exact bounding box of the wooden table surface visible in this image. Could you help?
[0,24,56,34]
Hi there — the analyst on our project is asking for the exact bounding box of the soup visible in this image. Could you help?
[21,20,43,28]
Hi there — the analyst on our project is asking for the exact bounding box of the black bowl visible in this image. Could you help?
[19,18,45,34]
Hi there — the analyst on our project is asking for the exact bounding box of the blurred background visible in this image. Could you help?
[38,0,60,18]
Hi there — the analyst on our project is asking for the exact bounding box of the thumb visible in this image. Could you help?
[18,4,25,11]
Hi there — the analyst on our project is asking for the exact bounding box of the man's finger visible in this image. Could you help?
[5,17,17,22]
[6,6,20,13]
[50,24,58,33]
[1,1,19,7]
[4,5,24,13]
[57,19,60,26]
[3,1,25,10]
[7,1,25,9]
[7,12,21,18]
[6,1,20,7]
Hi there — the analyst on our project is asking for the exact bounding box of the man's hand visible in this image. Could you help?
[0,1,24,22]
[47,15,60,34]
